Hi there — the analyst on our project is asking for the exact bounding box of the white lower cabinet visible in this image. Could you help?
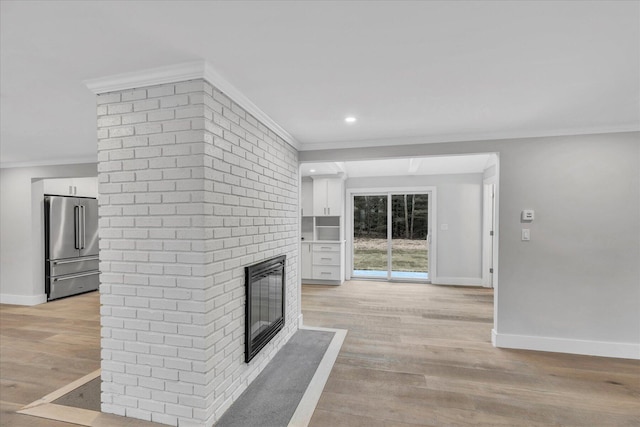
[312,251,340,265]
[300,241,344,284]
[312,243,339,279]
[313,265,341,281]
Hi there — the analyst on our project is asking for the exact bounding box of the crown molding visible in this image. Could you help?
[83,61,206,94]
[201,63,299,150]
[298,125,640,151]
[0,157,97,169]
[83,61,299,150]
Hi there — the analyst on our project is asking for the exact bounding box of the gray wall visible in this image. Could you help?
[497,137,638,343]
[301,132,640,353]
[0,163,97,304]
[346,173,484,282]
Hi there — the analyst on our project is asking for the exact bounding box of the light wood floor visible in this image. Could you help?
[303,281,640,427]
[1,292,101,427]
[0,292,160,427]
[1,283,639,427]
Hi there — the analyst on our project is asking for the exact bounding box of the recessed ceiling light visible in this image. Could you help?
[309,169,316,173]
[345,116,356,123]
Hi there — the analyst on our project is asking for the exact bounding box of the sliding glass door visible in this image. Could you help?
[390,194,429,280]
[352,192,430,281]
[353,195,388,279]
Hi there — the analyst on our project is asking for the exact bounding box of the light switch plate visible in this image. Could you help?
[522,228,530,241]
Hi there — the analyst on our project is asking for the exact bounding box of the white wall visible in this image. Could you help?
[300,132,640,359]
[0,163,97,305]
[346,173,484,284]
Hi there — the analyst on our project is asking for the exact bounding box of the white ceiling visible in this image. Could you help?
[1,1,638,167]
[300,154,494,178]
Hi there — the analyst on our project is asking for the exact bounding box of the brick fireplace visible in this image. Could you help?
[91,67,299,426]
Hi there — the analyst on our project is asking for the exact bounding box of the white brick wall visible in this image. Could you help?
[97,79,299,426]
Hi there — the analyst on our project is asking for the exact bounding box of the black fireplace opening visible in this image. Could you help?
[245,255,286,363]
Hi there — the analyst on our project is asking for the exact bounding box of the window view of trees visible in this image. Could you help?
[354,195,387,239]
[391,194,429,240]
[353,194,429,276]
[354,194,429,239]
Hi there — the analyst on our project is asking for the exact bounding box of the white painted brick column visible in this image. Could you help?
[97,78,299,427]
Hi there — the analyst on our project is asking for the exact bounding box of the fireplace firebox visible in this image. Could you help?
[245,255,286,362]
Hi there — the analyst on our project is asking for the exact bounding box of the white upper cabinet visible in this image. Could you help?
[73,177,98,198]
[43,179,73,196]
[312,179,326,216]
[326,179,342,216]
[43,177,98,198]
[313,178,343,217]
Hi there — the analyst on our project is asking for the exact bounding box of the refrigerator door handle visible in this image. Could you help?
[81,205,86,249]
[74,205,80,249]
[52,256,99,265]
[53,271,100,281]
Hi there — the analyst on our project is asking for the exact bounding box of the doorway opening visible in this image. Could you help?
[300,153,499,289]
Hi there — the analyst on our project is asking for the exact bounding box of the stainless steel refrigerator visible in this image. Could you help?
[44,195,99,300]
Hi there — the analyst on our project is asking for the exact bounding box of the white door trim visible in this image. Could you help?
[482,179,496,288]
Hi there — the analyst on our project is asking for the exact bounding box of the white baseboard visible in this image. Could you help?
[492,329,640,360]
[301,280,342,286]
[0,293,47,306]
[432,277,484,286]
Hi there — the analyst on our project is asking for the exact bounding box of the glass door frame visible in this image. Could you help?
[346,186,437,283]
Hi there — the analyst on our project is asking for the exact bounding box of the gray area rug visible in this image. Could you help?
[216,329,334,427]
[50,329,334,427]
[53,377,101,411]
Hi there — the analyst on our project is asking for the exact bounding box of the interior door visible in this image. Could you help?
[46,196,80,260]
